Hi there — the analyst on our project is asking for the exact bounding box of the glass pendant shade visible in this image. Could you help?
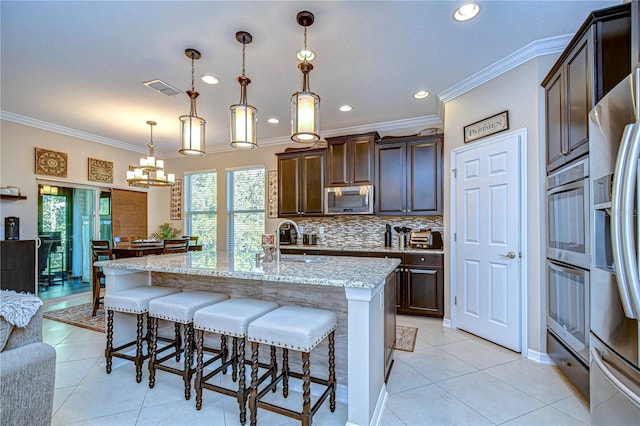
[291,90,320,142]
[179,111,206,156]
[230,103,258,149]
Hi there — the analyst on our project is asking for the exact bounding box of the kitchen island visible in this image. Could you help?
[98,251,400,426]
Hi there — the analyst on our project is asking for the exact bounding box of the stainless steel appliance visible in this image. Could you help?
[4,216,19,240]
[588,65,640,423]
[409,229,443,249]
[278,223,297,245]
[325,185,373,215]
[546,158,590,270]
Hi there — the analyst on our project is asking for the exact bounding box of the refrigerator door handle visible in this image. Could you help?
[620,123,640,317]
[591,347,640,408]
[612,123,638,318]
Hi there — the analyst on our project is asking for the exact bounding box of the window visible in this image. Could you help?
[184,171,217,252]
[226,167,265,255]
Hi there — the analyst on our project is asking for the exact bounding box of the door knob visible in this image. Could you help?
[499,251,517,259]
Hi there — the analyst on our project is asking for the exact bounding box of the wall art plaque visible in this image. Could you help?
[35,148,68,177]
[463,110,509,143]
[88,158,114,183]
[170,178,182,220]
[267,170,278,218]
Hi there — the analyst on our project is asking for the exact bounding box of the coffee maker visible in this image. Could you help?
[5,217,19,240]
[278,223,297,245]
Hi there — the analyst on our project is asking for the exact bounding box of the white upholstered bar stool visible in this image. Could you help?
[147,290,228,400]
[104,286,181,383]
[193,298,279,425]
[247,305,337,426]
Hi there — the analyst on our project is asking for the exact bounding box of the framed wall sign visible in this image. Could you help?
[88,158,114,183]
[464,110,509,143]
[170,178,182,220]
[35,148,68,177]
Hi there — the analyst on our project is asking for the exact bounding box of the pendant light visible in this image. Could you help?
[179,48,206,156]
[291,11,320,143]
[230,31,258,149]
[127,121,175,187]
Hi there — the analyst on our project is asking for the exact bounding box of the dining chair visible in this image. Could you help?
[163,238,189,254]
[182,235,199,245]
[91,240,114,316]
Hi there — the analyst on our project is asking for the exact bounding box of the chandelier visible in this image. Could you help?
[230,31,258,149]
[291,11,320,143]
[126,121,175,187]
[179,48,206,156]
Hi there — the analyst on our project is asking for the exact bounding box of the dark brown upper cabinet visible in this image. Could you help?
[325,132,379,187]
[276,148,326,217]
[542,3,631,173]
[375,135,443,216]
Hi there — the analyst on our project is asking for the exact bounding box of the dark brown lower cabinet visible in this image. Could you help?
[399,254,444,317]
[384,270,396,382]
[1,240,36,294]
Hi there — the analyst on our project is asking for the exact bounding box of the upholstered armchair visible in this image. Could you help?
[0,305,56,425]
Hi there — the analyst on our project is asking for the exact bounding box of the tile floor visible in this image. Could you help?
[44,295,589,425]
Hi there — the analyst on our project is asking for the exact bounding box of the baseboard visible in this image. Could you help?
[527,348,555,365]
[442,318,452,328]
[370,383,388,426]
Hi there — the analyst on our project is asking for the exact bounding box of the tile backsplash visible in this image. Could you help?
[295,215,443,247]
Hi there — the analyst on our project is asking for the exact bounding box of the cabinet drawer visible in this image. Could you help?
[404,253,442,267]
[369,251,404,260]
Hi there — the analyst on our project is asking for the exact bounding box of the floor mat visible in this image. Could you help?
[395,325,418,352]
[43,303,104,333]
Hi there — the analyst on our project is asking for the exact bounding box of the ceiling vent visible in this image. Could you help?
[143,79,182,97]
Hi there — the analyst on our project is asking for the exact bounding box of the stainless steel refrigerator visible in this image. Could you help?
[588,64,640,423]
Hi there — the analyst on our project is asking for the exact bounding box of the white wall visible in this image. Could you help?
[442,55,557,354]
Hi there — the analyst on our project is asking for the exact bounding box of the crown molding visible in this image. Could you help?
[436,33,573,118]
[1,110,149,155]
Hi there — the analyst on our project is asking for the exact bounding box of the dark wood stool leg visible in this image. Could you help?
[105,309,114,374]
[232,337,238,382]
[175,322,182,362]
[238,336,247,425]
[329,331,336,411]
[195,329,204,410]
[302,351,311,426]
[92,276,101,317]
[184,322,194,400]
[221,334,228,374]
[249,342,259,426]
[270,345,277,392]
[148,316,159,388]
[135,313,144,383]
[282,348,289,398]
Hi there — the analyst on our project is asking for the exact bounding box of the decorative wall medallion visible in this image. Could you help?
[35,148,68,177]
[88,158,114,183]
[267,170,278,218]
[170,178,182,220]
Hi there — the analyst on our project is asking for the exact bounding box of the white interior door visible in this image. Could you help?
[454,131,522,352]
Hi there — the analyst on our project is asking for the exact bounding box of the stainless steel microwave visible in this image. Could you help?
[325,185,373,215]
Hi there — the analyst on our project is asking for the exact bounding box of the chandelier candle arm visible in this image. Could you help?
[230,31,258,150]
[179,48,206,156]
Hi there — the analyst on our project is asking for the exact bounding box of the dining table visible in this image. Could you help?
[112,241,202,258]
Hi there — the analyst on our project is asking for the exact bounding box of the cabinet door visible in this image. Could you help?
[545,69,565,173]
[375,142,406,215]
[565,28,593,163]
[278,154,300,217]
[327,140,349,186]
[407,139,442,215]
[300,151,325,216]
[405,266,444,317]
[384,270,396,381]
[351,136,374,185]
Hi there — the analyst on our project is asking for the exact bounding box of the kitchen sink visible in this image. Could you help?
[280,255,330,264]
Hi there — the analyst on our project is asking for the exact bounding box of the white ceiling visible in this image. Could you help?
[0,1,620,156]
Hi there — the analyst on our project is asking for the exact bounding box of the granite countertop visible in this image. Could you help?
[97,251,400,289]
[280,244,444,255]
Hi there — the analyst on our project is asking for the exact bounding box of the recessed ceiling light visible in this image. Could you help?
[296,49,316,61]
[201,74,219,85]
[413,91,429,99]
[267,118,280,124]
[339,105,353,112]
[454,3,480,22]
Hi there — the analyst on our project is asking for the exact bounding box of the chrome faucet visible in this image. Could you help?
[275,219,299,263]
